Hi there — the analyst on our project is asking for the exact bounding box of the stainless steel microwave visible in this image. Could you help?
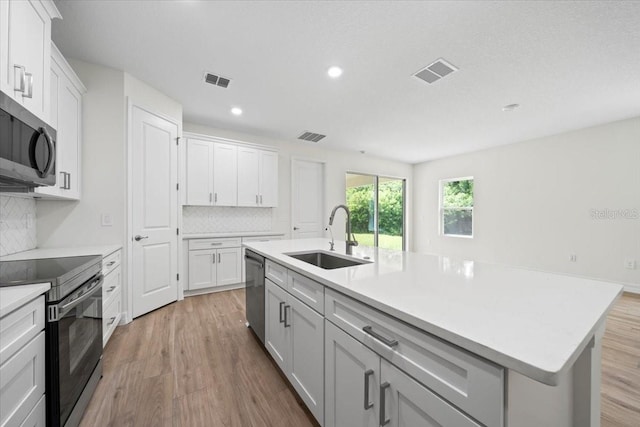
[0,90,56,192]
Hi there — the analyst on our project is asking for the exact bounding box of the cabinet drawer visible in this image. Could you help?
[189,238,241,250]
[0,332,45,427]
[287,270,324,314]
[102,265,121,307]
[325,288,504,427]
[102,250,121,275]
[0,296,44,365]
[19,394,45,427]
[265,260,287,288]
[103,289,121,347]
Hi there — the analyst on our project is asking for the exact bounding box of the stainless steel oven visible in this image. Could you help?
[0,255,104,427]
[46,272,103,427]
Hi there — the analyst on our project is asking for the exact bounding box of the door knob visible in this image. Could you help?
[134,235,148,241]
[293,227,299,230]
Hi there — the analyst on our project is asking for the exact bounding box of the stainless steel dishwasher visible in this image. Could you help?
[245,250,265,344]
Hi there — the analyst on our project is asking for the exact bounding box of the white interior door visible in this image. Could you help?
[131,105,178,318]
[291,159,324,238]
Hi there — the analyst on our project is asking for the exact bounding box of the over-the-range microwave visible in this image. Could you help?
[0,90,56,192]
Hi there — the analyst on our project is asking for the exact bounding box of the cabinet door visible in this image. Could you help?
[0,0,53,121]
[212,142,237,206]
[216,247,241,286]
[259,150,278,207]
[187,249,217,290]
[265,280,289,371]
[57,82,82,199]
[237,147,260,206]
[288,293,324,425]
[186,138,214,205]
[325,321,379,427]
[380,359,481,427]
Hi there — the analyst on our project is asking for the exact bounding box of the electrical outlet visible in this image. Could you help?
[24,213,34,229]
[101,213,113,227]
[625,259,637,270]
[569,254,577,262]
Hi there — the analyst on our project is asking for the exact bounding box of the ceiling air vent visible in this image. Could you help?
[298,131,326,143]
[204,72,231,88]
[413,58,458,85]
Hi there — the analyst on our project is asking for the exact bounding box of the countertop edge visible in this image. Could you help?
[0,283,51,318]
[0,245,122,261]
[183,232,286,239]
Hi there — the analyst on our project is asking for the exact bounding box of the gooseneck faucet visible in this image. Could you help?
[329,204,358,255]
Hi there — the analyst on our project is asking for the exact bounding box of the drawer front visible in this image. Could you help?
[0,296,44,366]
[19,394,45,427]
[189,238,241,250]
[265,260,288,289]
[102,250,122,275]
[0,332,45,427]
[287,270,324,314]
[102,265,122,308]
[325,288,504,427]
[103,289,122,347]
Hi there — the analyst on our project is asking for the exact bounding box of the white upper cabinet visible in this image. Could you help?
[186,138,214,205]
[36,43,86,200]
[0,0,61,123]
[184,133,278,207]
[212,142,237,206]
[237,147,278,207]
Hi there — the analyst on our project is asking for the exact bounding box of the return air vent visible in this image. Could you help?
[413,58,458,85]
[298,131,326,143]
[204,72,231,88]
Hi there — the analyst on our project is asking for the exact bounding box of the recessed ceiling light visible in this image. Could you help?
[231,107,243,116]
[327,66,343,78]
[502,103,520,112]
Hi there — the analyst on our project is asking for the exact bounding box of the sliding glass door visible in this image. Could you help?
[346,173,405,250]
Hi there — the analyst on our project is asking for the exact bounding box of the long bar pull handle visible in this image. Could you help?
[284,305,291,327]
[380,382,391,426]
[23,73,33,98]
[363,326,398,348]
[209,193,212,203]
[13,65,26,92]
[67,172,71,190]
[212,254,215,264]
[218,253,221,263]
[364,369,374,410]
[214,193,217,203]
[255,194,258,204]
[260,195,263,204]
[279,301,285,323]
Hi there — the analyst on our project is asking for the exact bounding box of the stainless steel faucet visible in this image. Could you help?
[329,204,358,255]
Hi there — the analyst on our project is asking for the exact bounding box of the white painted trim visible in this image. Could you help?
[183,131,278,153]
[290,156,326,239]
[183,282,245,297]
[125,98,182,322]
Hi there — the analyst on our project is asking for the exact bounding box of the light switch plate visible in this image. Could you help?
[101,213,113,227]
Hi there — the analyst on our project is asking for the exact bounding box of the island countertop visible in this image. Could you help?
[244,238,623,386]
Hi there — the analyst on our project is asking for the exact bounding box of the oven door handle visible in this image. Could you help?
[58,275,103,314]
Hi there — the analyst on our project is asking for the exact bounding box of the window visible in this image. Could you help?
[440,177,474,237]
[345,173,406,250]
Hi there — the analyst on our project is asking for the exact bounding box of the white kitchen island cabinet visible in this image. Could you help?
[246,238,624,427]
[265,279,324,425]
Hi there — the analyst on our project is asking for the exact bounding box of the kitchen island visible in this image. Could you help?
[244,238,623,427]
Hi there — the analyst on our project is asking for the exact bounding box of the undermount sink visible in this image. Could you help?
[285,251,372,270]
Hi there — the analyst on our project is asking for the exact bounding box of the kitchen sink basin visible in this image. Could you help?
[285,251,371,269]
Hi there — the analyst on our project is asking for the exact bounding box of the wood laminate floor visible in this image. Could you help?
[80,290,640,427]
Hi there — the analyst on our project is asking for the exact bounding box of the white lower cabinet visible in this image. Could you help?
[102,249,122,347]
[187,238,242,290]
[19,394,45,427]
[264,279,324,425]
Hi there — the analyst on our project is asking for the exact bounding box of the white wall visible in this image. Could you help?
[37,60,125,248]
[413,117,640,290]
[183,122,414,247]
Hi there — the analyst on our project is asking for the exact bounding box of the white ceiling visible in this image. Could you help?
[52,1,640,164]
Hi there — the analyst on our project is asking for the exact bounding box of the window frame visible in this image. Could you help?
[345,172,407,251]
[439,176,474,238]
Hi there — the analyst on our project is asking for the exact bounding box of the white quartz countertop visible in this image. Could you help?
[183,231,285,240]
[0,245,122,261]
[0,283,50,318]
[244,238,624,386]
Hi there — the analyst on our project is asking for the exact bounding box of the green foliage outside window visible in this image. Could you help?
[346,180,404,236]
[442,179,473,236]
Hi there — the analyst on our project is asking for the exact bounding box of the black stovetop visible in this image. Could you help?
[0,255,101,287]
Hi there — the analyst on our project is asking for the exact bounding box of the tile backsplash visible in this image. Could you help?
[183,206,273,234]
[0,195,37,256]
